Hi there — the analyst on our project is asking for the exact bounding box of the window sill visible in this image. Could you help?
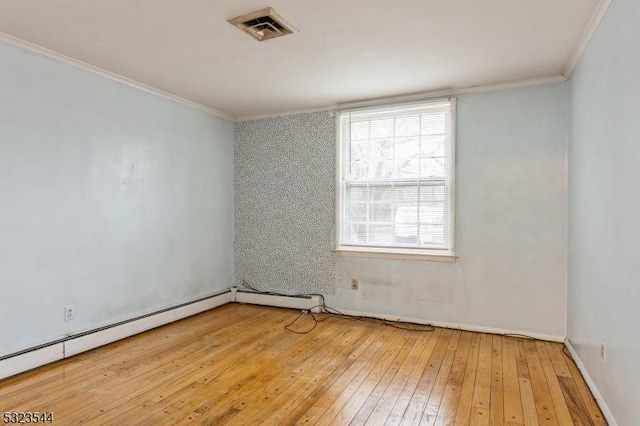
[333,247,458,262]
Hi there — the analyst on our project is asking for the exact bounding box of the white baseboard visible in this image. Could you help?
[233,289,323,313]
[1,288,567,383]
[0,291,231,381]
[0,343,65,381]
[564,339,618,426]
[327,307,566,342]
[65,291,231,357]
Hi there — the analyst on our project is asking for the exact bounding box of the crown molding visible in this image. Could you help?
[563,0,613,78]
[0,32,235,121]
[1,29,575,124]
[237,74,567,121]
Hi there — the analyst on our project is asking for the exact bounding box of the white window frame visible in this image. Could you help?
[334,98,457,261]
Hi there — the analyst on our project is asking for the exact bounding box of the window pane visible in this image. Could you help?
[420,157,445,177]
[370,185,393,202]
[349,203,367,222]
[394,204,418,245]
[369,160,394,179]
[370,138,393,159]
[371,224,394,244]
[395,115,420,136]
[419,224,445,245]
[421,135,445,157]
[339,101,453,251]
[394,159,420,178]
[421,113,447,135]
[342,183,448,248]
[419,201,445,223]
[394,185,418,203]
[371,203,392,223]
[420,184,445,202]
[370,118,394,138]
[347,185,368,202]
[351,139,369,160]
[348,223,369,243]
[351,121,369,140]
[350,159,369,180]
[395,137,420,158]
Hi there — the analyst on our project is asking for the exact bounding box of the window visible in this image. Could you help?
[336,99,456,257]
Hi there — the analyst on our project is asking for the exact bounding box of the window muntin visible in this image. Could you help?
[337,100,455,254]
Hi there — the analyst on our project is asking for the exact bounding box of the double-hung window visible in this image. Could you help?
[336,99,456,258]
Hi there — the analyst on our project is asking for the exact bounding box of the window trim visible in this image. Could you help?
[334,98,457,259]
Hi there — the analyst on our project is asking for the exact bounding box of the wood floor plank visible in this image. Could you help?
[557,376,596,425]
[502,337,525,424]
[515,340,530,380]
[470,407,490,426]
[544,343,571,379]
[519,377,540,426]
[0,305,606,425]
[418,329,462,424]
[399,329,453,425]
[327,330,424,426]
[562,347,607,425]
[1,305,276,412]
[363,329,439,426]
[524,340,559,425]
[292,324,397,425]
[383,328,442,426]
[453,333,481,426]
[347,331,420,425]
[217,319,375,425]
[433,331,472,426]
[141,313,353,425]
[490,335,505,426]
[471,333,493,414]
[62,307,295,424]
[312,328,408,426]
[535,341,575,426]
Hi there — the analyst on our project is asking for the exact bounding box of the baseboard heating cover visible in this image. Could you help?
[0,290,231,380]
[232,288,323,313]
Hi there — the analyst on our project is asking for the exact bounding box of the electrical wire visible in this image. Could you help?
[501,333,535,340]
[243,281,567,341]
[562,346,577,365]
[241,280,435,334]
[284,310,319,334]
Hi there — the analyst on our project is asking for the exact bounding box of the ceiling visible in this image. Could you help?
[0,0,601,120]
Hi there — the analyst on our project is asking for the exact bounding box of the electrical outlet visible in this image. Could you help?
[601,342,607,362]
[336,278,343,289]
[64,304,75,321]
[351,278,359,290]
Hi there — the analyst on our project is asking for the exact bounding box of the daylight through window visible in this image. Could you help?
[337,99,455,254]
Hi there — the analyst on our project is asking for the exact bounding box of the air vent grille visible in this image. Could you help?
[228,7,296,42]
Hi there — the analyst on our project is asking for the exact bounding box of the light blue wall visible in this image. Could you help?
[330,83,569,337]
[568,0,640,423]
[0,41,234,356]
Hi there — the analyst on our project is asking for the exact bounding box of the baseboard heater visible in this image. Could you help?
[232,288,323,312]
[0,287,327,381]
[0,289,232,381]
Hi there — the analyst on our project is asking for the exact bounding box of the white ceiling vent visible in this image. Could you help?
[228,7,297,42]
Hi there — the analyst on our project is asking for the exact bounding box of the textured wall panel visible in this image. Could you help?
[234,112,336,294]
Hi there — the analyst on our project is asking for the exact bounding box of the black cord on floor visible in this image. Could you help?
[241,280,435,335]
[562,346,577,365]
[284,310,319,334]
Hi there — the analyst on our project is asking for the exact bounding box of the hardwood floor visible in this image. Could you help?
[0,304,606,425]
